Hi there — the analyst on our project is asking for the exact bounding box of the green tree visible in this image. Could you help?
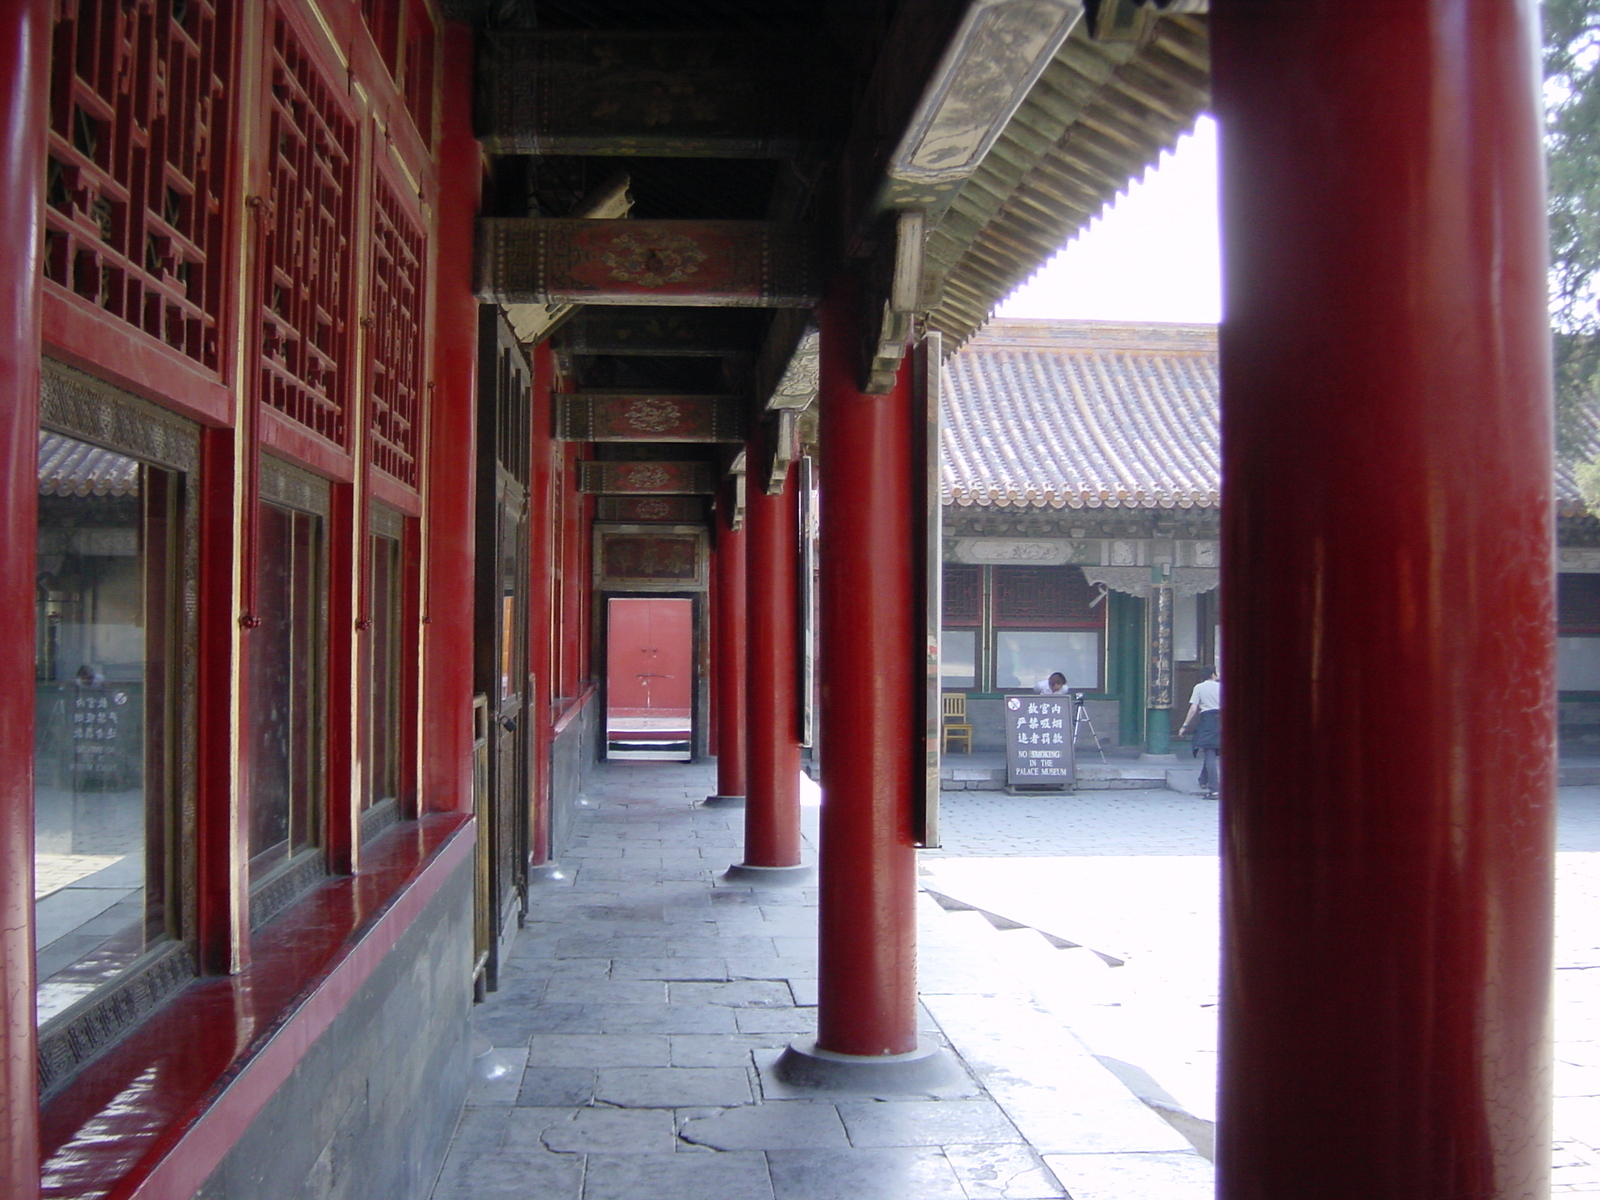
[1546,0,1600,455]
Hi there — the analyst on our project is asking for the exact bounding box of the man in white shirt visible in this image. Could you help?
[1178,665,1221,797]
[1035,672,1068,695]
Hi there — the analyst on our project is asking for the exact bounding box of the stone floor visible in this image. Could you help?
[430,764,1600,1199]
[430,762,1208,1200]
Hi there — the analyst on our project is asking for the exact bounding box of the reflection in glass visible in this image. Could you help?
[33,433,178,1026]
[363,528,403,816]
[249,500,324,879]
[995,630,1102,692]
[940,629,977,689]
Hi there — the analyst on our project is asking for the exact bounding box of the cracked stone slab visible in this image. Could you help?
[582,1151,775,1200]
[945,1143,1066,1200]
[595,1065,755,1108]
[523,1032,672,1068]
[836,1098,1024,1148]
[504,1105,677,1155]
[1042,1150,1213,1200]
[766,1147,965,1200]
[677,1101,850,1150]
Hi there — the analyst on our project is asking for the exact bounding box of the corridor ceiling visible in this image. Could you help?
[449,0,1210,490]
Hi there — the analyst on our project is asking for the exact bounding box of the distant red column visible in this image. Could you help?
[527,342,555,864]
[0,4,48,1195]
[422,22,481,814]
[1212,3,1554,1196]
[712,478,749,802]
[814,273,919,1057]
[742,428,803,867]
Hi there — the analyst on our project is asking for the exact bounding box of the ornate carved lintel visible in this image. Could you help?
[577,460,717,495]
[477,218,818,308]
[555,392,747,444]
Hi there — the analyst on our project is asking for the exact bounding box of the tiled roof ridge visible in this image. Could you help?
[967,318,1218,354]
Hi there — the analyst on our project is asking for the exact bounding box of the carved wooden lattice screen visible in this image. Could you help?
[942,565,981,625]
[44,0,236,372]
[259,11,357,447]
[367,175,425,489]
[993,565,1099,626]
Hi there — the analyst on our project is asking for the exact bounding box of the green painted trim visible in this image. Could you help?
[1146,706,1171,756]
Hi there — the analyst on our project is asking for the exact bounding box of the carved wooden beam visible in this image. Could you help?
[476,32,829,158]
[596,496,708,524]
[556,308,765,361]
[477,219,819,308]
[577,460,718,495]
[555,392,748,444]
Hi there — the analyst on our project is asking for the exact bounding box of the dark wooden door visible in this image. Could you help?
[473,309,531,992]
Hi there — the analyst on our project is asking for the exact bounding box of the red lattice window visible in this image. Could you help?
[44,0,236,372]
[361,0,400,77]
[259,11,358,447]
[993,566,1100,627]
[943,565,981,625]
[401,8,436,144]
[367,176,426,489]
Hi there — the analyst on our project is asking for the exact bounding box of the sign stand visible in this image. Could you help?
[1003,694,1073,792]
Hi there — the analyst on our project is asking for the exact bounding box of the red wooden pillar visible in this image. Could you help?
[807,272,923,1063]
[0,4,48,1194]
[709,478,749,804]
[422,22,480,815]
[1212,4,1554,1196]
[732,429,805,876]
[527,342,556,866]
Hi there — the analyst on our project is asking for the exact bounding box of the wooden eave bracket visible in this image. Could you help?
[1085,0,1208,42]
[861,210,927,394]
[763,410,802,496]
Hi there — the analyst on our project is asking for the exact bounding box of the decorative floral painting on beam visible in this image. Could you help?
[594,525,709,590]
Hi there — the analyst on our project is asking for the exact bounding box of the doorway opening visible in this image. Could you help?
[605,597,694,761]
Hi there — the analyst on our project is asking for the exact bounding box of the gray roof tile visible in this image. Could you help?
[942,319,1218,510]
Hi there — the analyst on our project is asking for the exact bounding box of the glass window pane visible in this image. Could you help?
[1559,636,1600,691]
[249,500,324,879]
[940,629,977,689]
[34,434,177,1025]
[1173,591,1199,662]
[995,630,1102,692]
[363,530,403,814]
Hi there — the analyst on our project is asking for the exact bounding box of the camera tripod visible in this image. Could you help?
[1071,693,1108,764]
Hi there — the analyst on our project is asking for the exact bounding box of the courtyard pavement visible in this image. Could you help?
[429,763,1600,1199]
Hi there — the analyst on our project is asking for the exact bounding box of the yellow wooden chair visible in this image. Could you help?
[942,692,973,754]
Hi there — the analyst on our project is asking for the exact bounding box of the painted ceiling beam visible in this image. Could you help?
[555,392,748,444]
[475,32,831,158]
[577,460,718,496]
[476,219,818,308]
[555,308,764,361]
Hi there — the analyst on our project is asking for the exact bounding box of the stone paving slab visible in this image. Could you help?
[432,760,1158,1200]
[434,763,1600,1198]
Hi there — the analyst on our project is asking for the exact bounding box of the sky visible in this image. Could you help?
[994,115,1221,325]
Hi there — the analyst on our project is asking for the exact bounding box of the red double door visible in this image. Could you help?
[605,597,693,760]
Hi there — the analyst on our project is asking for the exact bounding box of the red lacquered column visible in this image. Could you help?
[0,3,48,1194]
[709,478,749,804]
[422,22,480,815]
[1212,4,1554,1197]
[812,273,920,1058]
[736,428,804,872]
